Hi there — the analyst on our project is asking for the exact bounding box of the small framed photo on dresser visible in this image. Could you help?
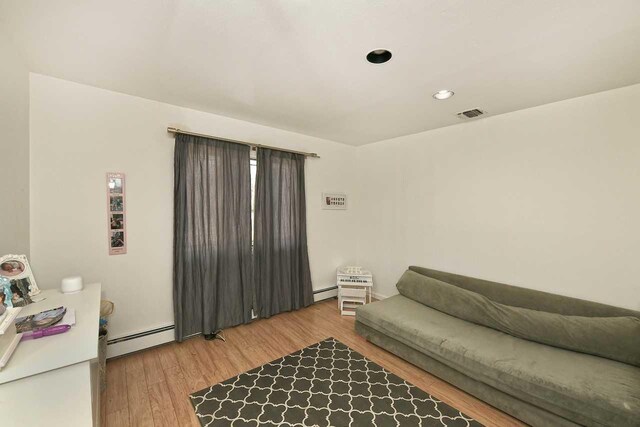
[107,172,127,255]
[0,254,40,308]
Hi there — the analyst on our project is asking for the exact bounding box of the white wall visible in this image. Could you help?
[28,73,640,352]
[0,33,30,255]
[356,83,640,310]
[29,74,358,341]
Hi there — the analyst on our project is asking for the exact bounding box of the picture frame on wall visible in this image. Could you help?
[107,172,127,255]
[0,254,40,308]
[109,195,124,212]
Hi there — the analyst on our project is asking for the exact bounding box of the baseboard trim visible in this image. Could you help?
[313,285,338,294]
[107,327,175,359]
[107,325,175,345]
[107,288,338,359]
[313,286,338,302]
[372,291,391,300]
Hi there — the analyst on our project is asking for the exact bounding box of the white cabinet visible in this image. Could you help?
[0,283,102,426]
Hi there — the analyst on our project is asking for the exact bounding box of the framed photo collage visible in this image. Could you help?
[107,172,127,255]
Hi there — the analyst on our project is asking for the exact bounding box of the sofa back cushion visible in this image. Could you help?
[409,266,640,318]
[397,270,640,366]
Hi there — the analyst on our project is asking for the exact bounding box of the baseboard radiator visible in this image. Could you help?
[106,285,338,358]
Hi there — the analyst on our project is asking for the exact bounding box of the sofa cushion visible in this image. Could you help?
[408,265,640,318]
[356,295,640,427]
[396,270,640,367]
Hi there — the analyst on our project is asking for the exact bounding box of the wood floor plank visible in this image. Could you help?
[105,408,130,427]
[238,342,278,368]
[148,380,180,427]
[124,354,155,427]
[224,340,257,373]
[173,341,209,392]
[222,323,253,347]
[105,358,129,415]
[104,298,524,427]
[163,365,201,427]
[186,338,230,385]
[156,342,180,370]
[251,318,299,354]
[141,348,166,386]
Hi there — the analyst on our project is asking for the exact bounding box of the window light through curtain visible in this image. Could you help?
[250,158,257,247]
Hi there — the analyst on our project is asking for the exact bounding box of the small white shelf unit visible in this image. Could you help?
[337,266,373,316]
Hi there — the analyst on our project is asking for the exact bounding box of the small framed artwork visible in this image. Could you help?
[107,172,127,255]
[0,254,40,308]
[110,231,125,248]
[109,213,124,230]
[322,192,348,210]
[109,195,124,212]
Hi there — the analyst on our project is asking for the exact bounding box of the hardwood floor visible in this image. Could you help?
[102,299,525,426]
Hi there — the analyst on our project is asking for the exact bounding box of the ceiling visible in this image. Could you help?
[1,1,640,146]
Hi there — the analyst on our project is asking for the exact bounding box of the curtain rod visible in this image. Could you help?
[167,127,320,158]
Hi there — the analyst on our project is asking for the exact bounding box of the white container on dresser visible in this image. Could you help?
[0,283,102,427]
[337,266,373,316]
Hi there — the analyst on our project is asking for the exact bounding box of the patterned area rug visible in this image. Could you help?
[190,337,482,426]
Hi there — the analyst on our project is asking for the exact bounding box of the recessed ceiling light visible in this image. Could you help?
[433,90,455,100]
[366,49,392,64]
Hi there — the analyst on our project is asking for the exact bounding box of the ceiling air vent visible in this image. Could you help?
[457,108,486,119]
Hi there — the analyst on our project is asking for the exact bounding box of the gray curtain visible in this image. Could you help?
[173,133,252,342]
[254,148,313,318]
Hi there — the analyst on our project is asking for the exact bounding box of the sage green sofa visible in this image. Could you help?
[355,266,640,427]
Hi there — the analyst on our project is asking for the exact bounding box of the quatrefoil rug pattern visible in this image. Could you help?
[190,337,482,426]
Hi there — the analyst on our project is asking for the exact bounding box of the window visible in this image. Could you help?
[250,159,257,246]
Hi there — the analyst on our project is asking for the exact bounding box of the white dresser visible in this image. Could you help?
[0,283,102,427]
